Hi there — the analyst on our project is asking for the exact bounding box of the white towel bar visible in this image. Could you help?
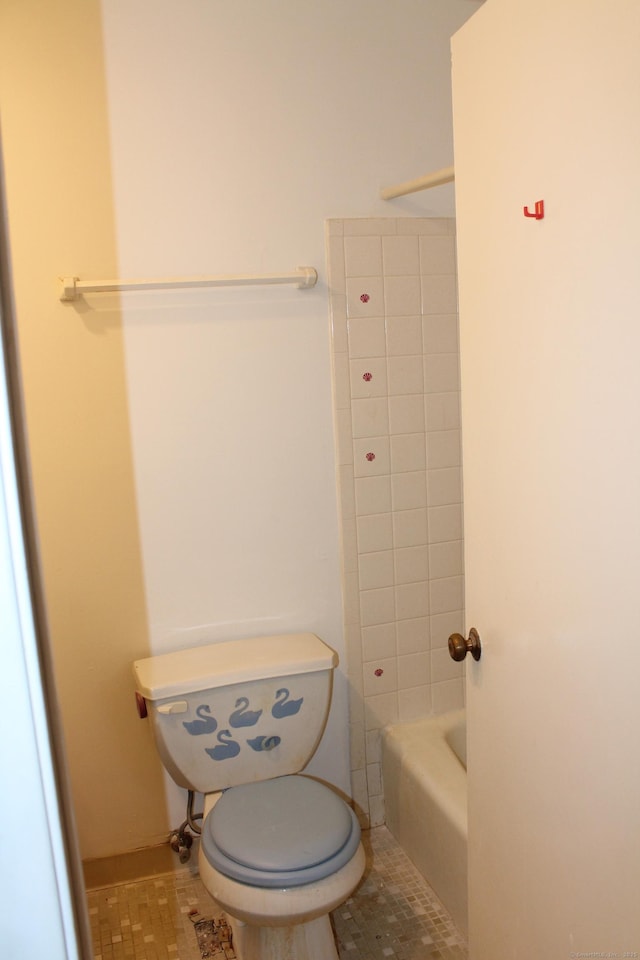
[59,266,318,302]
[380,165,455,201]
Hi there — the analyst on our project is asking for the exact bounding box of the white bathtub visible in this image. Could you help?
[381,709,467,936]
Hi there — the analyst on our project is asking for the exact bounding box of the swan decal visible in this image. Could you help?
[229,696,263,728]
[182,704,218,736]
[271,688,303,719]
[247,734,281,752]
[205,729,240,761]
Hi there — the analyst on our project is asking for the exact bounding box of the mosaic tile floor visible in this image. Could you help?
[87,825,467,960]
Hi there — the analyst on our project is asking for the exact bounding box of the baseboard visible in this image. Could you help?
[83,842,198,890]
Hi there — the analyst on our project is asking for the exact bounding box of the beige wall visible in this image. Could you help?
[0,0,480,861]
[0,0,167,857]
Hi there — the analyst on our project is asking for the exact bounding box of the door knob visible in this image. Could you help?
[448,627,481,662]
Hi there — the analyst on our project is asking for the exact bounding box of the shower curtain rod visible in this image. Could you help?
[58,266,318,302]
[380,165,455,201]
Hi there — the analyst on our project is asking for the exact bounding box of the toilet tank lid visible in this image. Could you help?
[133,633,338,701]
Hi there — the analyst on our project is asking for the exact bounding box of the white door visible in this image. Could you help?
[452,2,640,956]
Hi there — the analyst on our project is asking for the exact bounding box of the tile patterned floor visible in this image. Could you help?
[333,827,467,960]
[87,826,467,960]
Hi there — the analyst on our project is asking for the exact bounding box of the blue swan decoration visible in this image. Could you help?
[271,688,304,719]
[205,730,240,761]
[247,734,281,752]
[229,696,263,728]
[182,704,217,736]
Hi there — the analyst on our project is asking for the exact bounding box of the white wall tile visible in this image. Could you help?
[335,408,354,465]
[327,233,346,283]
[356,513,393,554]
[330,304,349,353]
[333,353,351,410]
[384,275,422,316]
[329,218,464,814]
[344,236,383,277]
[348,316,387,358]
[427,466,462,506]
[432,678,465,715]
[430,610,464,649]
[385,315,423,356]
[425,392,461,431]
[350,767,369,818]
[363,659,398,696]
[360,585,395,627]
[421,274,458,314]
[346,276,384,318]
[364,692,399,731]
[430,575,464,615]
[427,430,461,469]
[366,762,383,797]
[390,433,426,473]
[365,727,383,765]
[349,358,388,398]
[358,549,394,590]
[344,219,397,237]
[382,235,420,276]
[391,471,427,511]
[399,218,452,236]
[388,355,424,395]
[395,580,429,620]
[362,622,396,662]
[419,235,456,275]
[351,397,389,438]
[348,649,365,701]
[424,354,460,393]
[393,507,428,547]
[368,794,386,828]
[429,540,463,579]
[398,652,430,689]
[343,571,361,627]
[427,503,463,543]
[355,475,392,516]
[338,465,356,521]
[353,436,390,477]
[431,646,464,682]
[389,394,425,435]
[394,545,429,584]
[341,516,358,571]
[329,308,347,354]
[423,313,459,354]
[349,722,366,770]
[398,685,432,721]
[397,616,430,655]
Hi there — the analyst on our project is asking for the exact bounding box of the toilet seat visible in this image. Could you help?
[201,775,361,888]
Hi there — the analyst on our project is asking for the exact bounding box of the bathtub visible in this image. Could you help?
[381,709,467,936]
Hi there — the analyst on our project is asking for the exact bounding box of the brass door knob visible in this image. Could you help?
[448,627,482,662]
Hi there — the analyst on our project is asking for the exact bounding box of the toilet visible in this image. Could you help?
[133,633,365,960]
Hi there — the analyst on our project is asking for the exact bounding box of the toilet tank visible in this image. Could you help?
[133,633,338,794]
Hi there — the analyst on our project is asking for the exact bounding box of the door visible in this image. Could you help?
[452,2,640,956]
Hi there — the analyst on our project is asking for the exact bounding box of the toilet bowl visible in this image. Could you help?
[199,789,364,957]
[133,633,366,960]
[199,777,364,959]
[199,844,366,960]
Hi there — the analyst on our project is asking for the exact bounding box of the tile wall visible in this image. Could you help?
[326,217,465,827]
